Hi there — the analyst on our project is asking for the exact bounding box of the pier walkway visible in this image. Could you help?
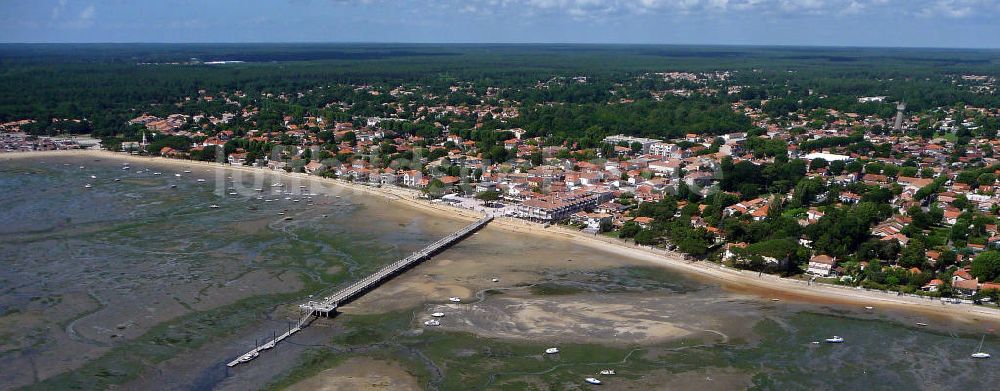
[227,215,492,367]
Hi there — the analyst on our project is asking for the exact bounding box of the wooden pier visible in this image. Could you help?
[227,215,492,368]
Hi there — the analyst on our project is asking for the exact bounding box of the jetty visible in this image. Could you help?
[227,214,492,367]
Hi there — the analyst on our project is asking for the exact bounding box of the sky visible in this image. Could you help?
[1,0,999,48]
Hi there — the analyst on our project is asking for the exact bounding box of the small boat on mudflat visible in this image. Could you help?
[971,335,991,359]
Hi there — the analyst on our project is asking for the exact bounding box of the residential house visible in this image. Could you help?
[807,255,837,277]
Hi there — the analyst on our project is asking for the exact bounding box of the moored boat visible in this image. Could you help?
[971,335,991,359]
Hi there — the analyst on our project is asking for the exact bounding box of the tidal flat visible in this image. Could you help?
[1,153,999,391]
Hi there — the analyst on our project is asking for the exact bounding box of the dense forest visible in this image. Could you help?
[2,43,1000,142]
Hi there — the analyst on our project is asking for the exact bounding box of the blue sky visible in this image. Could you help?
[1,0,999,48]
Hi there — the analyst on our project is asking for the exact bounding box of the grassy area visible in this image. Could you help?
[926,226,951,248]
[29,286,317,390]
[24,223,393,390]
[264,309,652,389]
[528,283,585,296]
[781,207,807,219]
[263,311,416,390]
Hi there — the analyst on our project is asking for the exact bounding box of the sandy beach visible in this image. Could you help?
[6,149,1000,324]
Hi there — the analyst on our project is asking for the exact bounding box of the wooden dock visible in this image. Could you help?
[227,215,492,367]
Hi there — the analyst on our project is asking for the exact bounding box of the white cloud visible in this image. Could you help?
[80,4,96,21]
[51,0,68,20]
[916,0,999,18]
[436,0,997,19]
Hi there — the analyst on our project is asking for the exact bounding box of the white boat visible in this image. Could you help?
[916,322,928,327]
[424,319,440,326]
[260,341,276,350]
[84,184,92,189]
[545,347,559,354]
[183,170,191,173]
[197,178,206,182]
[972,335,991,359]
[229,192,238,195]
[153,172,162,175]
[431,312,445,318]
[491,278,500,282]
[599,369,615,375]
[209,205,220,209]
[825,336,845,343]
[90,175,97,179]
[114,178,121,182]
[238,352,258,363]
[170,184,177,188]
[449,297,462,303]
[78,166,85,169]
[174,174,182,177]
[585,377,602,385]
[865,306,874,310]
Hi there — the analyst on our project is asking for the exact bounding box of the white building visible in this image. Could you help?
[803,152,852,162]
[807,255,837,277]
[603,135,661,154]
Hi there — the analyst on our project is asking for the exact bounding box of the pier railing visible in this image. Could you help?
[227,215,491,367]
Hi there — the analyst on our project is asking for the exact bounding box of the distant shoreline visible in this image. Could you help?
[6,149,1000,325]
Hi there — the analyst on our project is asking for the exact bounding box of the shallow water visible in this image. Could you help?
[1,154,999,391]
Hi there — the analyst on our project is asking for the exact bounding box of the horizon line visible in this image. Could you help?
[1,41,999,51]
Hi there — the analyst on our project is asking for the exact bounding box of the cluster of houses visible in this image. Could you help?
[1,132,90,152]
[12,71,999,296]
[130,88,1000,297]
